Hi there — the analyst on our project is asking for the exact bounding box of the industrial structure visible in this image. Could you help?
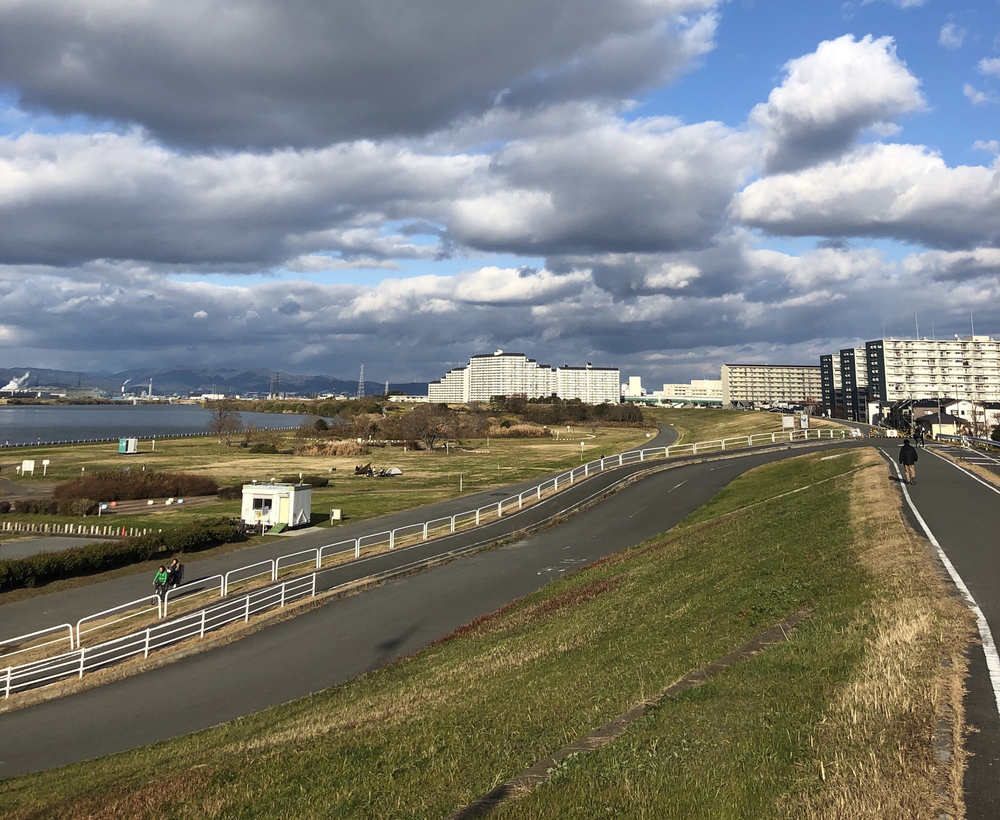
[427,350,620,405]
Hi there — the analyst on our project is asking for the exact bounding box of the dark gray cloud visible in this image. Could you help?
[0,0,718,150]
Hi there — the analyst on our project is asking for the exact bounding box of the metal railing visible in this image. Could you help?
[1,425,849,697]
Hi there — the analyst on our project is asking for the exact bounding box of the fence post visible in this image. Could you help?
[423,522,428,540]
[390,530,395,549]
[272,562,278,582]
[4,666,10,699]
[497,501,502,518]
[316,550,322,569]
[475,509,480,526]
[244,595,251,623]
[200,609,207,638]
[584,463,589,476]
[280,581,287,608]
[451,516,456,533]
[144,628,151,659]
[537,486,542,500]
[78,647,86,679]
[554,476,559,491]
[640,450,645,461]
[355,539,360,559]
[312,573,318,597]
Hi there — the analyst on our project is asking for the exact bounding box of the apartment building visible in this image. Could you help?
[657,379,723,405]
[721,364,823,407]
[427,350,620,405]
[866,335,1000,403]
[839,348,869,422]
[820,354,842,417]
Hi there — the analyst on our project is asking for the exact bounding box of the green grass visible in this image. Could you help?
[644,407,840,446]
[2,447,961,819]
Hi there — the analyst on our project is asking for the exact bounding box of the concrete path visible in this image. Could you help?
[0,434,860,777]
[0,536,97,561]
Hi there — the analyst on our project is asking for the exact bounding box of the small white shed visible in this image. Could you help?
[241,482,312,530]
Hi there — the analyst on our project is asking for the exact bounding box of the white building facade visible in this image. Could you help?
[721,364,823,407]
[428,350,620,405]
[866,336,1000,404]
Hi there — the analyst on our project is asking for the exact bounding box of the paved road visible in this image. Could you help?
[0,428,674,641]
[0,435,861,777]
[880,441,1000,820]
[0,536,97,561]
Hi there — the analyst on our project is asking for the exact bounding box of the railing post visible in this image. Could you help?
[355,539,360,559]
[721,439,726,450]
[451,516,456,533]
[390,531,395,549]
[618,455,623,466]
[144,628,151,659]
[200,609,207,638]
[4,666,11,699]
[771,433,776,442]
[537,486,541,500]
[312,573,318,597]
[518,493,524,509]
[316,550,321,569]
[272,561,278,582]
[554,476,558,491]
[584,463,589,476]
[280,581,287,608]
[423,522,428,540]
[244,595,251,623]
[78,647,86,679]
[475,509,480,526]
[497,501,502,518]
[640,450,645,461]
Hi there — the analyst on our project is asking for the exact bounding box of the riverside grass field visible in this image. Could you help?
[0,447,971,818]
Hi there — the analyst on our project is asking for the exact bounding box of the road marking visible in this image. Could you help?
[668,481,687,492]
[885,453,1000,720]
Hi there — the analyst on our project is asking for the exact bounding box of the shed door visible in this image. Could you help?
[279,496,290,524]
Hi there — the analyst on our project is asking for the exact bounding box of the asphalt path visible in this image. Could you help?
[879,442,1000,819]
[0,435,863,778]
[0,430,674,642]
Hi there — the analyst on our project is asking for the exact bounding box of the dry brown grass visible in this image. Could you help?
[294,440,371,456]
[779,449,974,819]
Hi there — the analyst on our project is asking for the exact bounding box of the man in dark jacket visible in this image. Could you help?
[899,438,918,484]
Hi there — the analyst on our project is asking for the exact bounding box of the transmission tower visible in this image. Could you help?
[356,364,365,400]
[384,379,389,397]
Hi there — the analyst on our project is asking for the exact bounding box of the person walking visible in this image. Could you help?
[899,438,918,485]
[166,558,184,589]
[153,565,169,600]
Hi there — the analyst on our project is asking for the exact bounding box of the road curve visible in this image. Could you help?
[0,435,862,778]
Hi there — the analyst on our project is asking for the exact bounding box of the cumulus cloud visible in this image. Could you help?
[731,143,1000,250]
[751,35,925,174]
[939,24,965,49]
[0,0,721,150]
[973,139,1000,154]
[449,118,756,255]
[980,58,1000,79]
[964,84,997,105]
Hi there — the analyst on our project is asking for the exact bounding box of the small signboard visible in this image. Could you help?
[20,459,35,476]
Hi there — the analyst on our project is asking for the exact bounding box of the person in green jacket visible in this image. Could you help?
[153,565,169,600]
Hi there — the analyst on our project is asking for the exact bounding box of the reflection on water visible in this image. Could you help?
[0,404,317,447]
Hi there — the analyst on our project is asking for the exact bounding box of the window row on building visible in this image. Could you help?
[427,350,621,405]
[720,364,823,407]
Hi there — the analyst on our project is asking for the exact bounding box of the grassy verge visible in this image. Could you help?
[0,448,971,818]
[644,407,840,445]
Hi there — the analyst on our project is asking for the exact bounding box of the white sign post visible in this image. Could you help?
[20,460,35,476]
[41,459,50,476]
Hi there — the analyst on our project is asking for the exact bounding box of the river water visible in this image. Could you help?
[0,404,318,447]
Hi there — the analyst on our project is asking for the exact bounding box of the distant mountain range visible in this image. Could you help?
[0,367,429,398]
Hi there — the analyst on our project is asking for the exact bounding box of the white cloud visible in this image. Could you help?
[938,24,965,49]
[731,143,1000,249]
[973,140,1000,154]
[193,310,208,319]
[751,35,925,173]
[980,58,1000,79]
[964,84,996,105]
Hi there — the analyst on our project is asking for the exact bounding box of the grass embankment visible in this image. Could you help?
[0,448,972,818]
[645,407,840,445]
[0,427,647,538]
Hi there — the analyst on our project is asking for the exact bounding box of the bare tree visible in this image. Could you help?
[208,399,244,447]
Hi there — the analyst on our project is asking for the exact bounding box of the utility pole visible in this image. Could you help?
[357,364,365,400]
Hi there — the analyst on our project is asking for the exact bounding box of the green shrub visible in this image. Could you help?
[13,499,59,515]
[248,443,279,454]
[0,517,246,593]
[56,498,99,516]
[0,500,11,515]
[280,474,330,488]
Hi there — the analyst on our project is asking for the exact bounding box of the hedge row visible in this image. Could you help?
[0,517,246,593]
[53,471,219,502]
[0,498,99,516]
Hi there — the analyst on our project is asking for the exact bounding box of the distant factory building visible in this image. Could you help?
[427,350,620,405]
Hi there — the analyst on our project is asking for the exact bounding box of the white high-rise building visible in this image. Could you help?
[866,335,1000,403]
[427,350,619,404]
[721,364,823,407]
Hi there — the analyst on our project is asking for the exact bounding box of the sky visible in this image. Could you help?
[0,0,998,388]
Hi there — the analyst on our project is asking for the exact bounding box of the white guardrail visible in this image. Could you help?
[936,433,1000,451]
[1,426,849,698]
